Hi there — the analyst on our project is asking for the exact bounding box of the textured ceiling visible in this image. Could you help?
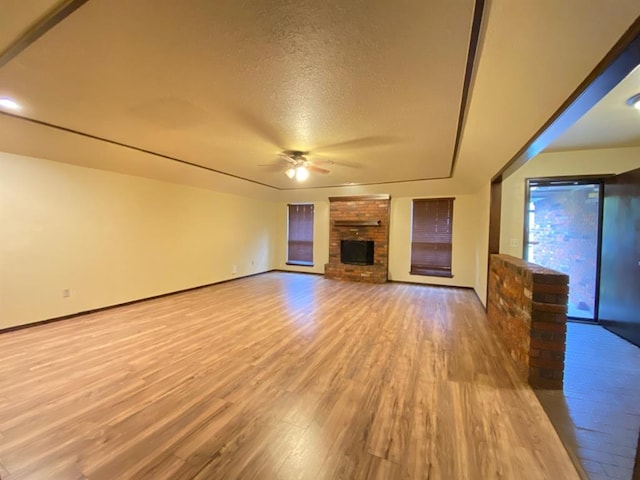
[1,1,640,196]
[0,0,476,190]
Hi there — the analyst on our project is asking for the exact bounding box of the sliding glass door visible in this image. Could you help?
[525,179,602,321]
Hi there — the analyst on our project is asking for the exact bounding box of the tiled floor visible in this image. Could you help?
[536,323,640,480]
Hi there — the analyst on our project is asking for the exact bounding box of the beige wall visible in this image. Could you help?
[1,151,493,331]
[388,195,479,288]
[278,187,492,304]
[500,146,640,257]
[0,152,279,329]
[472,183,491,306]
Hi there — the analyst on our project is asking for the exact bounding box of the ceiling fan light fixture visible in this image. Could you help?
[285,167,296,179]
[626,93,640,109]
[295,165,309,181]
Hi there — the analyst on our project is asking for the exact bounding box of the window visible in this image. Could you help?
[287,204,314,266]
[410,198,454,277]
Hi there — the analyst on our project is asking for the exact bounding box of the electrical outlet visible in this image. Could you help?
[510,238,519,248]
[63,288,71,298]
[232,264,237,274]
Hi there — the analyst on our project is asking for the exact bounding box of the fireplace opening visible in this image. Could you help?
[341,240,374,266]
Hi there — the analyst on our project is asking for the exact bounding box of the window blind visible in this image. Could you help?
[410,198,454,277]
[287,204,314,265]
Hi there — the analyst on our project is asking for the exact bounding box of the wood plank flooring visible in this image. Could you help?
[0,272,579,479]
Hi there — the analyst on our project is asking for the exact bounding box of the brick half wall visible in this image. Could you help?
[487,254,569,389]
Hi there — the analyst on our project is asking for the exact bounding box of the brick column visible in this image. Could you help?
[487,254,569,389]
[529,275,569,389]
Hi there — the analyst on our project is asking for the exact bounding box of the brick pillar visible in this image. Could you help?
[488,254,569,389]
[529,274,569,389]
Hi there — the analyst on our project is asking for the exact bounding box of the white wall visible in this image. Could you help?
[0,152,279,329]
[500,146,640,257]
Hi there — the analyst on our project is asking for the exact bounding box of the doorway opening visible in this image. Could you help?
[524,178,603,321]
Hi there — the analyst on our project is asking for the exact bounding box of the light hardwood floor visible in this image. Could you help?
[0,272,579,479]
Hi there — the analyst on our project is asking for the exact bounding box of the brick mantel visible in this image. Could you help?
[324,195,390,283]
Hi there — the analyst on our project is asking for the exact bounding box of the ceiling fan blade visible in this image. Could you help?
[308,158,334,166]
[313,136,402,153]
[309,157,363,169]
[232,107,286,149]
[308,165,330,174]
[278,152,298,164]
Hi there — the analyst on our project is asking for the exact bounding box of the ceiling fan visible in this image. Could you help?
[280,150,330,181]
[234,107,402,182]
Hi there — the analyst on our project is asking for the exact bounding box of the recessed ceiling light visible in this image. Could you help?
[626,93,640,110]
[0,97,21,110]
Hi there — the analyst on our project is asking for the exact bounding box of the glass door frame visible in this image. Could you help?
[523,175,606,322]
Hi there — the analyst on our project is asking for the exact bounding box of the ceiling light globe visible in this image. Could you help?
[285,168,296,179]
[295,166,309,181]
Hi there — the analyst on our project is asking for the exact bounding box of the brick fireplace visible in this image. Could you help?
[324,195,390,283]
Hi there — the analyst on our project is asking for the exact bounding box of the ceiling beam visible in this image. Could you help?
[450,0,487,177]
[0,0,89,69]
